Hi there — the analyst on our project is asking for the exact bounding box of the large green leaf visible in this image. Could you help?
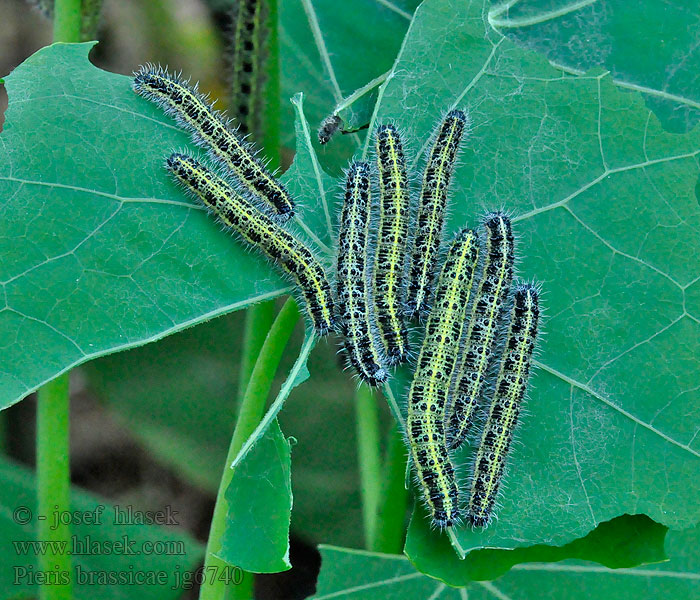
[312,523,700,599]
[0,43,335,409]
[489,0,700,133]
[0,457,202,599]
[369,0,700,563]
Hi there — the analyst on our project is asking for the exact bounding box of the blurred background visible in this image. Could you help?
[0,1,402,597]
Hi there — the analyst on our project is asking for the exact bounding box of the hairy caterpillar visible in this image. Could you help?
[166,153,334,334]
[229,0,266,137]
[468,283,540,527]
[406,228,480,528]
[373,124,411,364]
[318,114,342,145]
[336,162,388,386]
[406,109,468,318]
[133,66,294,219]
[447,212,515,450]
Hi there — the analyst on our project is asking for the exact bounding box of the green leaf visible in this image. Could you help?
[83,312,244,493]
[375,0,700,563]
[218,418,292,573]
[405,513,668,585]
[0,456,203,599]
[0,43,333,409]
[313,524,700,598]
[489,0,700,133]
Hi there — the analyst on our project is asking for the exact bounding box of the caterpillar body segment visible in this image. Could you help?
[406,109,468,318]
[318,114,342,145]
[406,228,480,528]
[229,0,266,137]
[373,124,411,364]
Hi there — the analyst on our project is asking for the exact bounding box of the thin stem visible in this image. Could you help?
[355,385,383,549]
[228,1,283,592]
[237,302,277,404]
[0,411,7,454]
[199,298,300,600]
[36,374,72,600]
[373,425,409,554]
[52,0,82,42]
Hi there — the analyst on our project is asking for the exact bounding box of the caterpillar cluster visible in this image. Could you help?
[134,64,541,531]
[327,111,540,530]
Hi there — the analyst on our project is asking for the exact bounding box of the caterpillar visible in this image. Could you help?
[336,162,388,386]
[229,0,266,137]
[166,153,335,335]
[373,124,411,364]
[133,66,294,220]
[318,114,342,145]
[468,283,540,528]
[447,212,515,450]
[406,109,468,318]
[406,228,480,528]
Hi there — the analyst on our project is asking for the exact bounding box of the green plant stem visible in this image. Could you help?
[36,374,72,600]
[200,297,300,600]
[33,6,82,600]
[52,0,81,42]
[355,384,382,549]
[237,301,277,404]
[373,425,409,554]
